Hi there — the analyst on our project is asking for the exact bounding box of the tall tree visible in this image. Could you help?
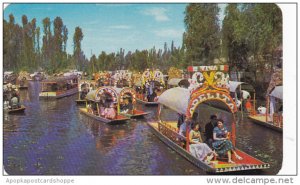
[53,16,64,71]
[184,4,220,65]
[73,26,84,70]
[42,17,52,71]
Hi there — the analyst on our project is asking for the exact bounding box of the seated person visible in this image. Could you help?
[120,98,133,114]
[104,103,117,119]
[10,95,20,109]
[189,123,218,163]
[80,88,89,100]
[212,119,243,163]
[204,114,218,147]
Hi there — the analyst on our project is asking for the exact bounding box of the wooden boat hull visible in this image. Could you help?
[120,109,149,118]
[75,99,86,105]
[39,88,78,99]
[8,105,26,114]
[147,121,270,173]
[19,86,29,89]
[248,115,282,132]
[136,98,158,106]
[79,108,129,124]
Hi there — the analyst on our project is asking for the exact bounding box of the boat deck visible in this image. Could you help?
[148,121,269,173]
[80,108,129,123]
[248,115,282,132]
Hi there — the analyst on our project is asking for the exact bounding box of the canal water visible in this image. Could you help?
[3,81,282,175]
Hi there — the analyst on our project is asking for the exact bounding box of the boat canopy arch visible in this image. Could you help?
[187,90,238,118]
[119,87,137,104]
[113,70,132,87]
[78,80,96,92]
[142,69,165,86]
[85,87,119,103]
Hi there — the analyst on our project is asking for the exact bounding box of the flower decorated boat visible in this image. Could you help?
[93,71,112,87]
[119,87,148,118]
[113,70,133,88]
[148,65,270,173]
[16,71,31,89]
[79,86,129,124]
[136,69,165,106]
[8,105,26,114]
[39,75,78,99]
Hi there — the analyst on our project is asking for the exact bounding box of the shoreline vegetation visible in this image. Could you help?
[3,4,282,98]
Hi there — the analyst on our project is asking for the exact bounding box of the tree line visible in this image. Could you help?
[3,14,86,74]
[4,3,282,93]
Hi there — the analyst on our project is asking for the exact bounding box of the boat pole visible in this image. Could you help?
[185,117,190,152]
[240,85,243,118]
[253,92,256,115]
[232,113,237,147]
[266,96,269,122]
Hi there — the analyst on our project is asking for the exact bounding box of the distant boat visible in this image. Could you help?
[248,86,283,132]
[135,69,165,106]
[118,87,149,118]
[7,105,26,114]
[39,75,78,99]
[80,86,129,124]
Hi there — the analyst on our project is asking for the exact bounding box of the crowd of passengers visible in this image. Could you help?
[88,96,133,119]
[177,114,243,164]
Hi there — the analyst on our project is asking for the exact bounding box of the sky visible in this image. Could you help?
[4,3,226,59]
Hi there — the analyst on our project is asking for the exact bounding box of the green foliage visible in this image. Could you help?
[222,3,282,93]
[183,4,220,65]
[4,3,281,91]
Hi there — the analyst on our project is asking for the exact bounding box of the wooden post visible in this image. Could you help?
[231,114,236,147]
[240,85,243,118]
[96,103,100,116]
[253,93,256,115]
[266,96,269,122]
[157,104,161,132]
[185,119,190,152]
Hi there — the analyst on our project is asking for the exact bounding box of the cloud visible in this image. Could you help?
[109,25,132,30]
[85,20,99,25]
[153,28,184,38]
[143,7,169,22]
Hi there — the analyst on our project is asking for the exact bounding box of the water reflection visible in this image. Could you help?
[3,81,282,175]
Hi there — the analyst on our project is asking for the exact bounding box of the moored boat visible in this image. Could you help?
[135,69,165,106]
[119,87,148,118]
[80,86,129,124]
[113,70,132,88]
[148,65,270,173]
[39,75,78,99]
[7,105,26,114]
[248,86,283,132]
